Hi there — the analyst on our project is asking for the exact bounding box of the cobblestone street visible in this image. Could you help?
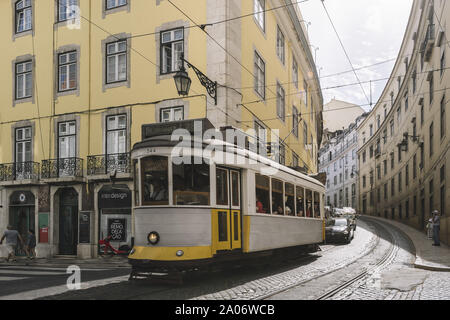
[15,216,443,301]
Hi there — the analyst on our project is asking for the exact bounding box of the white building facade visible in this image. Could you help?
[319,113,367,210]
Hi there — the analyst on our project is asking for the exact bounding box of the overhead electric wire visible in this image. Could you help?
[320,0,371,106]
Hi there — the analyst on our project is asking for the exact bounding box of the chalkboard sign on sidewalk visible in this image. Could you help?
[79,211,91,244]
[108,218,127,242]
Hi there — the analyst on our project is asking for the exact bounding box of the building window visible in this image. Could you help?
[58,121,76,159]
[278,140,285,166]
[412,70,417,93]
[160,106,184,123]
[292,58,298,88]
[106,115,127,155]
[276,83,285,121]
[15,127,32,163]
[292,106,299,137]
[254,121,266,155]
[106,40,127,83]
[254,0,265,31]
[160,28,184,75]
[276,26,285,64]
[398,171,402,192]
[15,0,32,34]
[58,0,77,22]
[441,48,445,77]
[254,51,265,99]
[304,122,308,146]
[430,122,434,157]
[58,51,77,92]
[413,154,417,179]
[15,61,33,100]
[293,153,299,168]
[106,0,127,10]
[441,95,446,139]
[421,104,424,126]
[429,71,434,105]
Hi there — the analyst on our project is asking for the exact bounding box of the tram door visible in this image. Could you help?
[214,168,241,252]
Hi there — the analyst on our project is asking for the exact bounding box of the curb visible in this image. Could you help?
[362,216,450,273]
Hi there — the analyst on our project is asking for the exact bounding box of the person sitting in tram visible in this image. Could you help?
[256,197,265,213]
[273,205,284,215]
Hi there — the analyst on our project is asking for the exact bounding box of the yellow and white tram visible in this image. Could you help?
[128,119,325,275]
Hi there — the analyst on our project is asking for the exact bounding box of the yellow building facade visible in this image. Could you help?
[0,0,322,258]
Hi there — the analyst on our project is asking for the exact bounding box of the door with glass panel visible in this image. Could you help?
[106,115,127,173]
[214,168,241,252]
[15,127,32,180]
[58,121,76,177]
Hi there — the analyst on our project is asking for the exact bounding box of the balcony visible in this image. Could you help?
[87,153,131,179]
[421,24,435,62]
[0,162,40,185]
[41,158,83,181]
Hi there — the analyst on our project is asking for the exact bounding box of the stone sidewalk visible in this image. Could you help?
[0,255,130,269]
[364,216,450,272]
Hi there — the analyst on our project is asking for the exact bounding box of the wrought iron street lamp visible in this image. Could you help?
[173,54,217,105]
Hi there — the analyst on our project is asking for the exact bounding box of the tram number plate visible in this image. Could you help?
[108,218,127,242]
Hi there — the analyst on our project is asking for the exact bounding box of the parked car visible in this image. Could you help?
[342,208,357,231]
[325,218,354,244]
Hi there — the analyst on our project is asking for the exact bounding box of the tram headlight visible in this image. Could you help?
[147,232,160,245]
[176,250,184,257]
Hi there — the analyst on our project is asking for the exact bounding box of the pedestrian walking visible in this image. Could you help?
[0,225,24,262]
[26,229,36,260]
[432,210,441,246]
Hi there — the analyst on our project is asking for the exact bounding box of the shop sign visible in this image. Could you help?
[98,185,131,208]
[108,218,127,242]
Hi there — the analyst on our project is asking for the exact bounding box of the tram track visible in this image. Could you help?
[257,217,400,300]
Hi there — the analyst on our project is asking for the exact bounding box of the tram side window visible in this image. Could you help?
[305,189,313,218]
[314,192,321,218]
[285,183,295,216]
[141,156,169,206]
[272,179,284,215]
[173,157,210,206]
[296,186,305,217]
[255,174,270,214]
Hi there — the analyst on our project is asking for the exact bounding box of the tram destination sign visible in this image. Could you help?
[142,118,215,140]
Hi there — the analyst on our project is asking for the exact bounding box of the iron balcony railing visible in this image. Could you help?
[41,158,83,179]
[87,153,131,176]
[0,162,40,182]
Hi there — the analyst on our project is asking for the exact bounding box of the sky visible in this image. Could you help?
[299,0,414,111]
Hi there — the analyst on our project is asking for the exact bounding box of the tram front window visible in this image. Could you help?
[141,156,169,206]
[255,174,270,214]
[173,157,210,205]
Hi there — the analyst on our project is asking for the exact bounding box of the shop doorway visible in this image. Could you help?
[98,185,132,254]
[9,191,35,256]
[59,188,78,255]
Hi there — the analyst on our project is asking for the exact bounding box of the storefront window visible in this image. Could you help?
[173,157,210,205]
[272,179,284,215]
[305,189,313,218]
[296,186,305,217]
[285,183,295,216]
[255,174,270,214]
[141,156,169,206]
